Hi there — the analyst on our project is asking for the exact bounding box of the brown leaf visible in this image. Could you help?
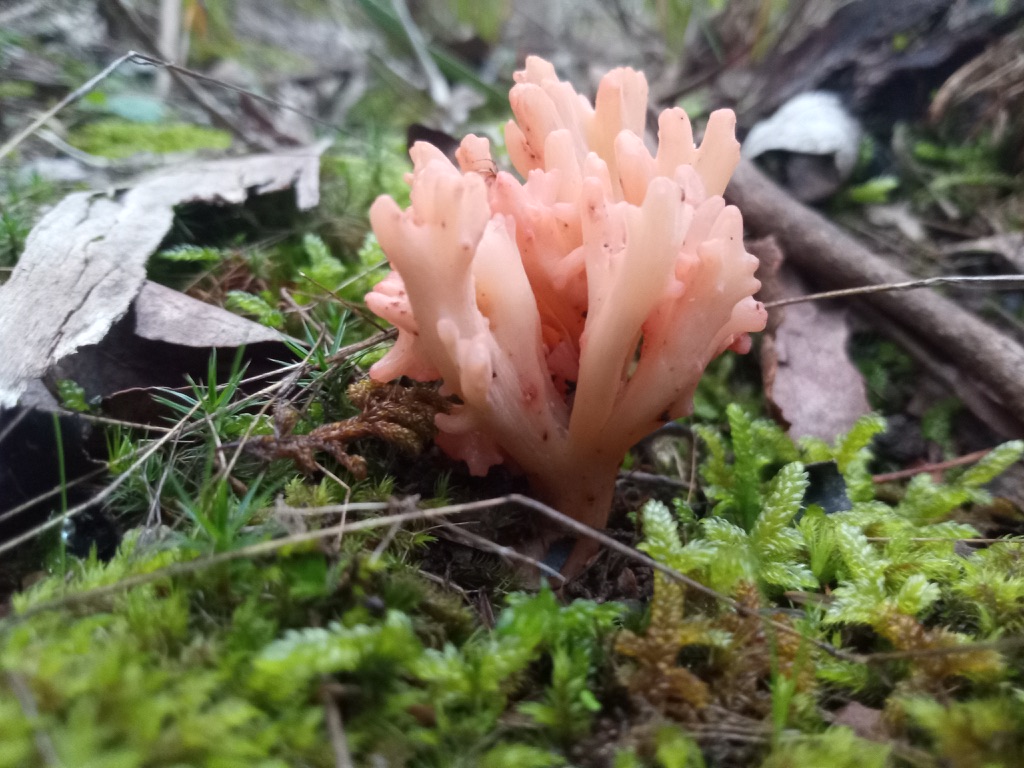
[754,237,871,443]
[831,701,887,742]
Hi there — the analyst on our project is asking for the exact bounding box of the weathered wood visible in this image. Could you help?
[0,145,325,408]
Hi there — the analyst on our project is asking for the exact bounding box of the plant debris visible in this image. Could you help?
[240,379,448,479]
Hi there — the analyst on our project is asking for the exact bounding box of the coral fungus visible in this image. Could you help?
[366,56,766,542]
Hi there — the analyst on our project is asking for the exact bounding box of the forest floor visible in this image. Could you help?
[2,1,1024,766]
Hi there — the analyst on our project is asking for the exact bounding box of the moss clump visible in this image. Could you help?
[68,119,232,158]
[0,528,625,767]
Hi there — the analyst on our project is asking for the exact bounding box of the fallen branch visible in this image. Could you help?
[727,158,1024,437]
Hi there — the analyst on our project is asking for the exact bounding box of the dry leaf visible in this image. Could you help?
[132,280,285,346]
[754,237,872,443]
[0,143,326,408]
[831,701,887,742]
[50,280,294,417]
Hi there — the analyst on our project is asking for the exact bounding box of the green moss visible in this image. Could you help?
[0,524,625,768]
[759,727,890,767]
[0,171,59,269]
[0,538,335,767]
[68,120,232,158]
[0,81,35,99]
[901,696,1024,767]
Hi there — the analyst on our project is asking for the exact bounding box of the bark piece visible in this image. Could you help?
[0,144,325,408]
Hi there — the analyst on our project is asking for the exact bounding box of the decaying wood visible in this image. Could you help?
[727,158,1024,437]
[0,145,325,409]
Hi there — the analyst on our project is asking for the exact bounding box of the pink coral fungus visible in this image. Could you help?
[366,56,766,538]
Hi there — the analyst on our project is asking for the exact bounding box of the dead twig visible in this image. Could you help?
[319,681,355,768]
[872,448,992,484]
[0,494,858,663]
[7,672,61,767]
[155,0,182,98]
[0,52,136,163]
[860,635,1024,663]
[6,490,1019,671]
[436,520,567,586]
[106,1,270,151]
[326,328,398,366]
[125,52,349,135]
[764,275,1024,309]
[0,468,106,528]
[390,0,450,109]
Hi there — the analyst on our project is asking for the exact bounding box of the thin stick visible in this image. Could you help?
[320,682,355,768]
[35,129,114,168]
[107,2,269,150]
[0,468,106,526]
[437,520,567,585]
[316,462,352,554]
[498,495,854,660]
[865,536,1016,544]
[9,490,1018,668]
[0,44,341,163]
[390,0,450,109]
[326,328,397,365]
[872,448,992,484]
[617,470,690,492]
[0,498,497,624]
[7,672,61,767]
[764,275,1024,309]
[58,411,173,433]
[0,409,29,446]
[125,52,350,134]
[155,0,182,98]
[0,52,136,163]
[861,635,1024,662]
